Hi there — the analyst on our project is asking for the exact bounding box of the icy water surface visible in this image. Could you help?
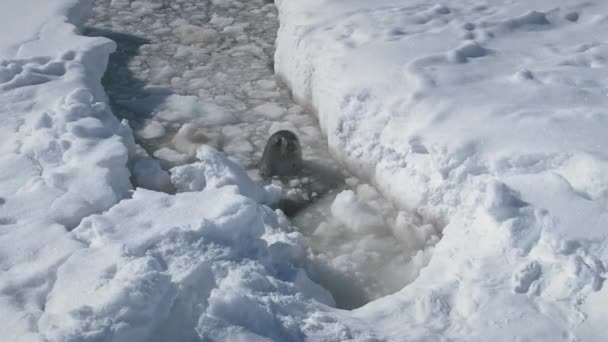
[86,0,438,309]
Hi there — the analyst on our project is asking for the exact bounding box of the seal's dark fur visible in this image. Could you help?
[259,130,302,178]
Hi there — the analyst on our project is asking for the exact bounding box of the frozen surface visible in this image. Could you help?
[0,0,427,340]
[276,0,608,340]
[293,181,437,309]
[0,2,353,337]
[0,0,135,339]
[85,0,333,172]
[86,0,429,310]
[3,0,608,340]
[37,185,334,342]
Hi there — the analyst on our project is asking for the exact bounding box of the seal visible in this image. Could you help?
[258,130,344,217]
[259,130,302,179]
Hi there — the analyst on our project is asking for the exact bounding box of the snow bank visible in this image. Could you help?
[0,0,137,339]
[6,0,608,339]
[276,0,608,340]
[0,1,357,341]
[37,187,328,341]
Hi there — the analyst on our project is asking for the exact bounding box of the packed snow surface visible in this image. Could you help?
[0,0,425,340]
[275,0,608,340]
[2,0,608,341]
[0,0,354,335]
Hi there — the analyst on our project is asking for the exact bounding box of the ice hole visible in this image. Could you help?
[86,0,441,310]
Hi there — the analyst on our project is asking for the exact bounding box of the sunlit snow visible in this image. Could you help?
[1,0,608,341]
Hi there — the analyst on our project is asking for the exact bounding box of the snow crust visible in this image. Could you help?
[37,186,332,342]
[86,0,436,312]
[294,182,436,309]
[3,0,608,340]
[275,0,608,340]
[0,1,363,341]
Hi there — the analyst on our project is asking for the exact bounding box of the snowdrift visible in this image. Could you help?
[275,0,608,340]
[2,0,608,341]
[0,1,352,341]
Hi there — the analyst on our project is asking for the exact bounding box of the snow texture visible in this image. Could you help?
[275,0,608,340]
[3,0,608,341]
[0,0,365,341]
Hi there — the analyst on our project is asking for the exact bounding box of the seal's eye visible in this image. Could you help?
[274,137,283,146]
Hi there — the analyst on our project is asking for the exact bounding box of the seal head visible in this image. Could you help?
[259,130,302,178]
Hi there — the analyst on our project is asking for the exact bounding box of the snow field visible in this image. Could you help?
[276,0,608,339]
[37,181,331,341]
[0,0,137,339]
[6,0,607,339]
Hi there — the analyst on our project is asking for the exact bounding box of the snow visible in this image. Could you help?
[83,0,425,312]
[2,0,608,340]
[134,119,166,140]
[170,145,282,205]
[253,102,287,119]
[132,158,172,192]
[33,182,354,342]
[0,0,342,340]
[0,0,136,339]
[275,0,608,340]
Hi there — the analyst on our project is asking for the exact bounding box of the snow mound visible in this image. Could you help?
[276,0,608,339]
[0,0,137,339]
[37,187,342,341]
[171,145,281,205]
[0,1,354,340]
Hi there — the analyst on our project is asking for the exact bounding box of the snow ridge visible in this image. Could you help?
[275,0,608,340]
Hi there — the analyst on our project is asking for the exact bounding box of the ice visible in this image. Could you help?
[0,0,137,339]
[268,121,299,136]
[174,25,219,45]
[210,14,235,28]
[293,183,436,309]
[172,123,221,156]
[91,0,427,311]
[276,0,608,339]
[3,0,608,340]
[331,190,385,235]
[36,187,335,341]
[0,12,346,334]
[135,119,166,139]
[153,147,190,168]
[255,79,278,90]
[501,10,551,31]
[170,163,207,192]
[127,94,237,126]
[253,102,286,119]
